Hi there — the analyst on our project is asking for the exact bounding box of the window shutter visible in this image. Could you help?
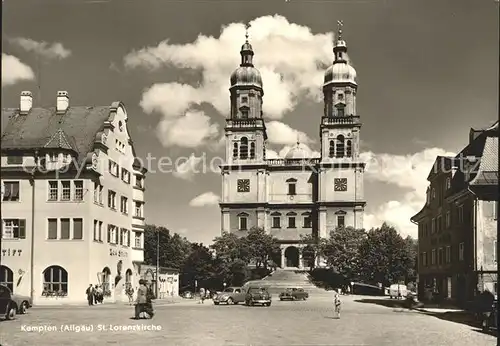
[19,219,26,239]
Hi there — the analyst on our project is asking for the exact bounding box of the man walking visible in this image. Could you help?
[86,284,94,306]
[135,279,148,319]
[333,292,342,319]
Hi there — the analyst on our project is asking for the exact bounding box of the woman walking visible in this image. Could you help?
[333,292,342,319]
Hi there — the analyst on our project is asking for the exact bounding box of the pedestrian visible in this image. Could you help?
[333,292,342,319]
[126,284,135,305]
[135,279,148,319]
[86,284,94,306]
[199,287,205,304]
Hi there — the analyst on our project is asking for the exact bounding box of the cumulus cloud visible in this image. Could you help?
[189,192,221,207]
[1,54,35,86]
[8,37,71,60]
[157,111,219,148]
[125,15,336,148]
[362,148,455,238]
[266,121,313,146]
[172,154,204,180]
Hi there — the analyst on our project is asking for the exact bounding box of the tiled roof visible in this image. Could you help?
[1,106,111,163]
[427,156,453,181]
[470,136,498,186]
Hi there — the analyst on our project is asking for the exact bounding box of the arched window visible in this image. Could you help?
[233,142,238,159]
[302,212,312,228]
[329,140,335,158]
[286,178,297,195]
[43,265,68,295]
[101,267,111,294]
[346,140,352,157]
[286,212,297,228]
[336,103,345,117]
[238,212,249,230]
[249,142,256,159]
[240,137,248,160]
[0,265,14,292]
[336,135,345,158]
[271,212,281,228]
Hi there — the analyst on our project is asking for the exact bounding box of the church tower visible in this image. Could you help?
[317,22,366,238]
[220,25,268,233]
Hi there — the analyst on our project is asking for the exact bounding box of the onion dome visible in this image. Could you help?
[230,27,263,90]
[324,22,357,86]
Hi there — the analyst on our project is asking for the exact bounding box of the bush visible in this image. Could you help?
[309,268,346,290]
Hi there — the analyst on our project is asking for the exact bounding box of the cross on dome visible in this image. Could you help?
[245,23,251,42]
[337,20,343,41]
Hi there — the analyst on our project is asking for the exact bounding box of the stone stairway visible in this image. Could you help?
[243,268,330,295]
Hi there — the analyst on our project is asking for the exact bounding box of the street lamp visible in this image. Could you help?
[155,229,159,299]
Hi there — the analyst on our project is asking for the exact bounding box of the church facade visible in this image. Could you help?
[219,27,366,269]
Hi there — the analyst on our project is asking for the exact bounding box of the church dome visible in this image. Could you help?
[285,142,313,159]
[324,63,357,85]
[230,66,262,88]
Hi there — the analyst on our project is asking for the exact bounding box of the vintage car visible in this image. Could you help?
[245,286,271,307]
[12,292,32,314]
[0,285,19,320]
[279,287,309,301]
[213,287,245,305]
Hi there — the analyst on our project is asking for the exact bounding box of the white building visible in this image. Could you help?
[0,91,147,305]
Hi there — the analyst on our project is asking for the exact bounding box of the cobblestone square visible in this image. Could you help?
[0,296,495,346]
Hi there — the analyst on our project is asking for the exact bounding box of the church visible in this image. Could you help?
[219,24,366,269]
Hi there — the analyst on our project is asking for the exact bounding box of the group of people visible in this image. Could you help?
[85,284,104,305]
[198,287,212,304]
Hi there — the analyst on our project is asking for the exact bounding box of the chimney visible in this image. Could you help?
[56,91,69,113]
[20,91,33,114]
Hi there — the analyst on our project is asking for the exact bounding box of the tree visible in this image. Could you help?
[242,227,280,269]
[182,243,219,289]
[211,232,250,264]
[321,226,366,281]
[299,233,323,269]
[143,224,192,269]
[358,223,415,287]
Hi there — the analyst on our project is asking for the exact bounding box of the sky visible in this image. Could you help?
[2,0,498,245]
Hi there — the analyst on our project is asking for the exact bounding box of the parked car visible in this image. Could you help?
[245,286,271,307]
[12,293,32,314]
[0,285,18,320]
[181,291,193,299]
[213,287,246,305]
[279,287,309,301]
[389,284,408,299]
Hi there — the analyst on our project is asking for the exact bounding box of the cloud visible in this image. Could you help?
[266,121,313,146]
[125,15,336,147]
[8,37,71,60]
[172,154,204,180]
[362,148,455,238]
[1,54,35,86]
[189,192,221,207]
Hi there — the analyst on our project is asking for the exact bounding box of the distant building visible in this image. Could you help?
[411,121,498,304]
[220,26,366,269]
[139,265,179,298]
[0,91,147,305]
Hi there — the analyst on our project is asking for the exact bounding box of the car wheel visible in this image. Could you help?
[227,298,234,305]
[266,303,271,307]
[19,302,28,314]
[279,298,283,301]
[214,302,219,305]
[6,306,16,320]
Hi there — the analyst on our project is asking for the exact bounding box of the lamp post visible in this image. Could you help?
[155,229,159,299]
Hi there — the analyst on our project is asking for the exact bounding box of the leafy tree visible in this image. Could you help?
[321,226,366,281]
[358,223,415,287]
[211,232,250,264]
[243,227,280,269]
[299,233,323,268]
[143,224,191,269]
[182,243,219,289]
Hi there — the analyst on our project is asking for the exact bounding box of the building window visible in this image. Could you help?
[271,213,281,228]
[432,188,436,199]
[338,93,344,101]
[494,241,497,262]
[457,205,464,223]
[94,183,103,204]
[329,140,335,158]
[431,249,436,265]
[48,181,58,201]
[238,213,248,230]
[119,228,125,245]
[336,104,345,117]
[240,137,248,159]
[445,211,451,228]
[445,246,451,263]
[459,242,464,261]
[93,220,99,241]
[121,169,130,184]
[249,142,255,159]
[336,135,345,158]
[47,219,58,239]
[422,252,427,267]
[135,175,143,189]
[43,265,68,295]
[303,213,312,228]
[438,247,443,265]
[6,155,23,165]
[346,140,352,157]
[287,213,296,228]
[61,181,71,201]
[337,215,345,228]
[120,196,128,214]
[431,218,436,233]
[1,219,26,239]
[241,110,249,118]
[108,190,117,210]
[60,219,70,240]
[233,142,239,159]
[2,181,20,201]
[134,202,143,218]
[0,265,14,292]
[241,96,248,103]
[73,218,83,240]
[108,160,119,176]
[74,181,83,201]
[437,215,442,232]
[446,177,451,190]
[107,225,118,244]
[134,232,142,248]
[126,230,131,247]
[286,178,297,195]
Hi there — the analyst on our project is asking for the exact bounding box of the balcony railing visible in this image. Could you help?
[322,116,360,126]
[226,119,264,128]
[266,158,320,166]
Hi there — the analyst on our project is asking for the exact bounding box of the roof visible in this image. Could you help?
[1,106,112,163]
[284,142,313,159]
[426,156,453,181]
[470,135,498,186]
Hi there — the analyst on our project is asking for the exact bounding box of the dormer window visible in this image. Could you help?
[286,178,297,195]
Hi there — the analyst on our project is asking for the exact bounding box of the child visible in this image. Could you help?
[333,292,342,319]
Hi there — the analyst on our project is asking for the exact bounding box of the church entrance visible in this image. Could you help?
[284,246,299,268]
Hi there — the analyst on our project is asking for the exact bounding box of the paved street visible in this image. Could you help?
[0,295,495,346]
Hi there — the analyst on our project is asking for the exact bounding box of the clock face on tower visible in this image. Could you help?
[237,179,250,192]
[334,178,348,192]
